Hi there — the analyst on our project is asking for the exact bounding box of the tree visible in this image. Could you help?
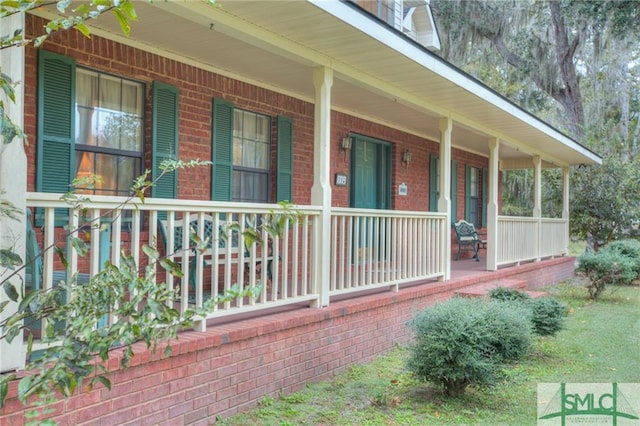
[431,0,640,241]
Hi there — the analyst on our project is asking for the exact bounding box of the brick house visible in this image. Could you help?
[0,1,601,423]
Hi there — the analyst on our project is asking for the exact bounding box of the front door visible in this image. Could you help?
[350,135,390,262]
[351,136,390,209]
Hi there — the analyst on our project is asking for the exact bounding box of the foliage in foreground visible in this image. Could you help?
[0,160,307,417]
[576,238,640,299]
[406,297,532,396]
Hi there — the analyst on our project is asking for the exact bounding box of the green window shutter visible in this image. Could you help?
[37,50,76,226]
[451,160,458,223]
[464,164,472,222]
[151,82,179,200]
[429,155,438,212]
[211,98,234,201]
[276,116,293,202]
[481,167,488,227]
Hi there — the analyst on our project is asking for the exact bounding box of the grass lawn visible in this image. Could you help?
[218,280,640,425]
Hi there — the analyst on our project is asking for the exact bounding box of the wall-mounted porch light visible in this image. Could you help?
[340,135,352,162]
[402,150,412,168]
[340,136,352,151]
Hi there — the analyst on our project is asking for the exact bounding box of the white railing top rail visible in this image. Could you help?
[331,206,447,219]
[26,193,323,216]
[498,215,566,223]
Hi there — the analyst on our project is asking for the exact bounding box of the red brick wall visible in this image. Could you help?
[24,15,488,216]
[1,257,574,424]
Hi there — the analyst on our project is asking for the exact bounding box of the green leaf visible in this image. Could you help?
[159,258,184,277]
[142,244,159,260]
[18,290,38,313]
[70,237,89,256]
[17,375,33,403]
[0,374,15,409]
[54,246,68,268]
[74,23,91,38]
[120,1,137,20]
[112,8,131,37]
[0,248,22,268]
[92,375,111,391]
[3,281,18,302]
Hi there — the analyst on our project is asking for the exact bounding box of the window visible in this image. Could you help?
[212,98,292,204]
[233,109,270,203]
[38,50,177,222]
[465,165,480,226]
[75,69,144,195]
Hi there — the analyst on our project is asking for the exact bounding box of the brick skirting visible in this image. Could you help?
[1,257,575,425]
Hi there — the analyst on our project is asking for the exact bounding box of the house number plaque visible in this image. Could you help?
[335,173,348,186]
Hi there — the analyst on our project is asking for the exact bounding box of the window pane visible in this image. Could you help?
[74,68,143,195]
[255,141,268,169]
[76,70,99,146]
[243,112,257,141]
[233,170,268,203]
[470,168,478,197]
[243,140,256,168]
[257,115,269,141]
[99,74,121,112]
[233,136,243,166]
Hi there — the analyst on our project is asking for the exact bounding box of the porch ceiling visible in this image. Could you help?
[33,0,600,167]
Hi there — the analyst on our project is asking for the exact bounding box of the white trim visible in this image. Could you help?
[309,0,600,165]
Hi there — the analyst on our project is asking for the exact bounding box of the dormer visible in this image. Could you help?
[402,0,441,51]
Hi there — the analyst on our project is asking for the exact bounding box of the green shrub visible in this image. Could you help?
[577,240,640,299]
[604,239,640,275]
[530,297,567,336]
[488,286,531,302]
[489,288,567,337]
[406,297,532,396]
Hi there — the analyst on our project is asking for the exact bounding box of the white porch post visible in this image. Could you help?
[562,167,570,254]
[310,66,333,307]
[533,156,542,261]
[486,138,499,271]
[438,118,452,280]
[0,13,27,371]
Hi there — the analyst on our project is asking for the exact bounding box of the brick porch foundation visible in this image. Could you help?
[1,257,575,425]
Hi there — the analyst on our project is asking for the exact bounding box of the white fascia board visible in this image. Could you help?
[308,0,600,165]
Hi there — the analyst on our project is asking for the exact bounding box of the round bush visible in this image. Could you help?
[530,297,567,336]
[406,297,532,396]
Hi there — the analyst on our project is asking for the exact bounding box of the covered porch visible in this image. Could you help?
[22,193,571,335]
[2,0,601,384]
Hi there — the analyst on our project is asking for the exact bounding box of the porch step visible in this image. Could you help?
[455,278,531,298]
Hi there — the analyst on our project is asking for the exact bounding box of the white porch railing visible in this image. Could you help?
[330,208,447,295]
[24,193,322,334]
[496,216,568,266]
[22,194,445,343]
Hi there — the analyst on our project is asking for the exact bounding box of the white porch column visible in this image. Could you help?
[532,156,542,218]
[310,66,333,307]
[0,13,27,371]
[438,117,452,280]
[562,167,570,254]
[533,156,542,261]
[486,138,499,271]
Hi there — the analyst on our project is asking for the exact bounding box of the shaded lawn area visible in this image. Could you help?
[218,280,640,425]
